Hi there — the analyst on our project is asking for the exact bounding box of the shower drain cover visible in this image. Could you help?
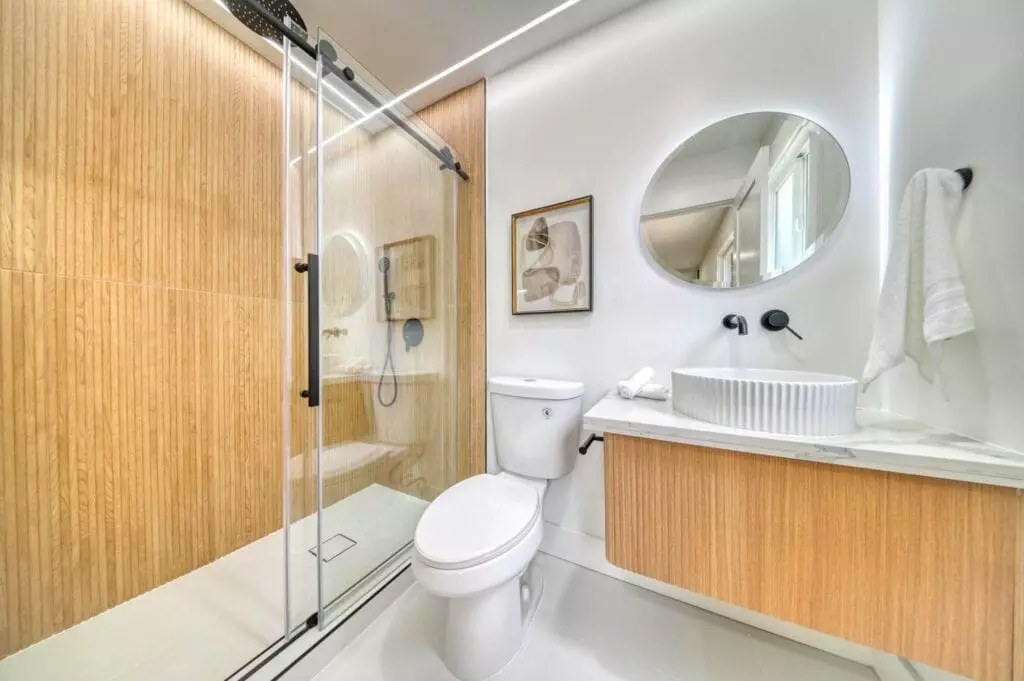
[308,533,357,563]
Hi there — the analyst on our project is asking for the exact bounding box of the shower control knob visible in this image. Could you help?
[761,309,804,340]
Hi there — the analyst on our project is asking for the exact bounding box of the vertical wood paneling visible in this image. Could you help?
[297,78,485,519]
[2,0,481,661]
[1014,494,1024,681]
[417,80,486,482]
[605,434,1019,681]
[0,0,284,659]
[0,0,13,268]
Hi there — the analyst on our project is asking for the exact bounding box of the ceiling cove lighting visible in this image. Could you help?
[332,0,586,138]
[221,0,587,164]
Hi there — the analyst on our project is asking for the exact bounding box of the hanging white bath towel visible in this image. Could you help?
[862,168,975,387]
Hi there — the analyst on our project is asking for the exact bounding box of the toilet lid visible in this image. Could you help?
[415,474,541,570]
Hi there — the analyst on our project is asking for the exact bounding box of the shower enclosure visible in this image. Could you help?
[281,22,461,637]
[0,0,462,677]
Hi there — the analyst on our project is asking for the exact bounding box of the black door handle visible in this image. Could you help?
[295,255,320,407]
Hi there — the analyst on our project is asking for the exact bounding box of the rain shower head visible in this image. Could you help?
[224,0,307,43]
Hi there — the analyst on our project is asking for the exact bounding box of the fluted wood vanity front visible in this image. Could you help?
[588,396,1024,681]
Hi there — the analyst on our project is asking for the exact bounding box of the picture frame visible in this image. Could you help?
[510,195,593,315]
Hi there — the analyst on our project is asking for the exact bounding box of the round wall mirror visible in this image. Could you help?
[322,230,370,317]
[640,112,850,288]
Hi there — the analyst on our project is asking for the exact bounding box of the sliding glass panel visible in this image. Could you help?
[313,27,459,626]
[281,19,322,638]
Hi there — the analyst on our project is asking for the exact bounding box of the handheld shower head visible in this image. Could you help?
[377,254,398,407]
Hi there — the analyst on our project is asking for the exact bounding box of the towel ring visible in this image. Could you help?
[955,167,973,190]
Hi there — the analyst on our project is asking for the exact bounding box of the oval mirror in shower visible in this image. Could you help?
[640,112,851,289]
[322,231,370,317]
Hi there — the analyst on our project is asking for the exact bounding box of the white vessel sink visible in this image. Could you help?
[672,368,859,436]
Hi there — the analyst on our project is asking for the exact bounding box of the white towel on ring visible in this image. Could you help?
[862,168,974,388]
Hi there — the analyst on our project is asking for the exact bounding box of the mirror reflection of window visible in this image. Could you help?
[639,112,850,289]
[766,122,813,276]
[770,154,807,272]
[716,233,737,288]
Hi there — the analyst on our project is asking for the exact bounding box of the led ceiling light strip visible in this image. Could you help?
[333,0,585,138]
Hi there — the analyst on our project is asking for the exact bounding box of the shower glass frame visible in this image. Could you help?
[282,22,461,636]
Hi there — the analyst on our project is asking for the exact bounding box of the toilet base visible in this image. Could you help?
[442,561,543,681]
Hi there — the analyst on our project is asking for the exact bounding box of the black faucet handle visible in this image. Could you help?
[761,309,803,340]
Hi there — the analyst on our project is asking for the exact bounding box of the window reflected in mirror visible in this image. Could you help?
[640,112,850,288]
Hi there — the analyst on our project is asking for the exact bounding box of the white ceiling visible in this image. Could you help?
[188,0,647,111]
[642,207,730,273]
[671,113,779,161]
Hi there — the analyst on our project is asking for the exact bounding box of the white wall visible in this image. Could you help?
[486,0,879,537]
[876,0,1024,452]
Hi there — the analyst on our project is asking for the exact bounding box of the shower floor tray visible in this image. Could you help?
[0,484,427,681]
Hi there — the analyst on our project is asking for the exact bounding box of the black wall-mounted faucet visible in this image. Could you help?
[722,314,748,336]
[761,309,803,340]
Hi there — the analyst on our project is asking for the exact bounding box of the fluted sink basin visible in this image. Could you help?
[672,368,859,436]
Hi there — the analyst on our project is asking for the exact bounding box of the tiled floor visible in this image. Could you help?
[313,553,880,681]
[0,483,425,681]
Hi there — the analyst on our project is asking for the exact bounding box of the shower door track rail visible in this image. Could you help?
[223,546,415,681]
[234,0,470,181]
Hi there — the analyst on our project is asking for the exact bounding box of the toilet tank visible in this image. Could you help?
[489,377,585,480]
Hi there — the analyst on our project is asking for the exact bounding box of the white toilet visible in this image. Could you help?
[411,376,585,681]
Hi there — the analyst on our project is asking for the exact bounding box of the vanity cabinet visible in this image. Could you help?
[604,433,1023,681]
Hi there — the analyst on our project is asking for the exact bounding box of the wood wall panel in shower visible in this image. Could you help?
[0,0,284,657]
[418,80,487,481]
[290,376,450,518]
[1015,499,1024,681]
[0,0,485,660]
[294,114,462,512]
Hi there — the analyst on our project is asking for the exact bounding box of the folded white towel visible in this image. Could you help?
[862,168,975,388]
[617,367,655,399]
[635,383,670,401]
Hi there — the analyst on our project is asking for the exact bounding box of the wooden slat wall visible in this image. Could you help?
[0,0,486,660]
[291,376,451,517]
[287,85,464,517]
[418,81,487,481]
[605,434,1021,681]
[1015,499,1024,681]
[0,0,284,657]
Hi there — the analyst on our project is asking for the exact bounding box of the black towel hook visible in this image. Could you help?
[955,167,973,190]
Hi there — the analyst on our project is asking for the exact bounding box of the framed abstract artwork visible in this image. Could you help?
[511,195,593,315]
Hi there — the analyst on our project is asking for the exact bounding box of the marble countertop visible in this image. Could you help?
[584,393,1024,489]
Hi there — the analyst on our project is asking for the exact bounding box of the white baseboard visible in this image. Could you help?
[538,522,947,681]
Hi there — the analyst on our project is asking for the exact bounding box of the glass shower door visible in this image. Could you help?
[280,19,321,638]
[309,28,459,627]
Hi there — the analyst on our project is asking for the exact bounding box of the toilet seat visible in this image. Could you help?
[415,474,541,570]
